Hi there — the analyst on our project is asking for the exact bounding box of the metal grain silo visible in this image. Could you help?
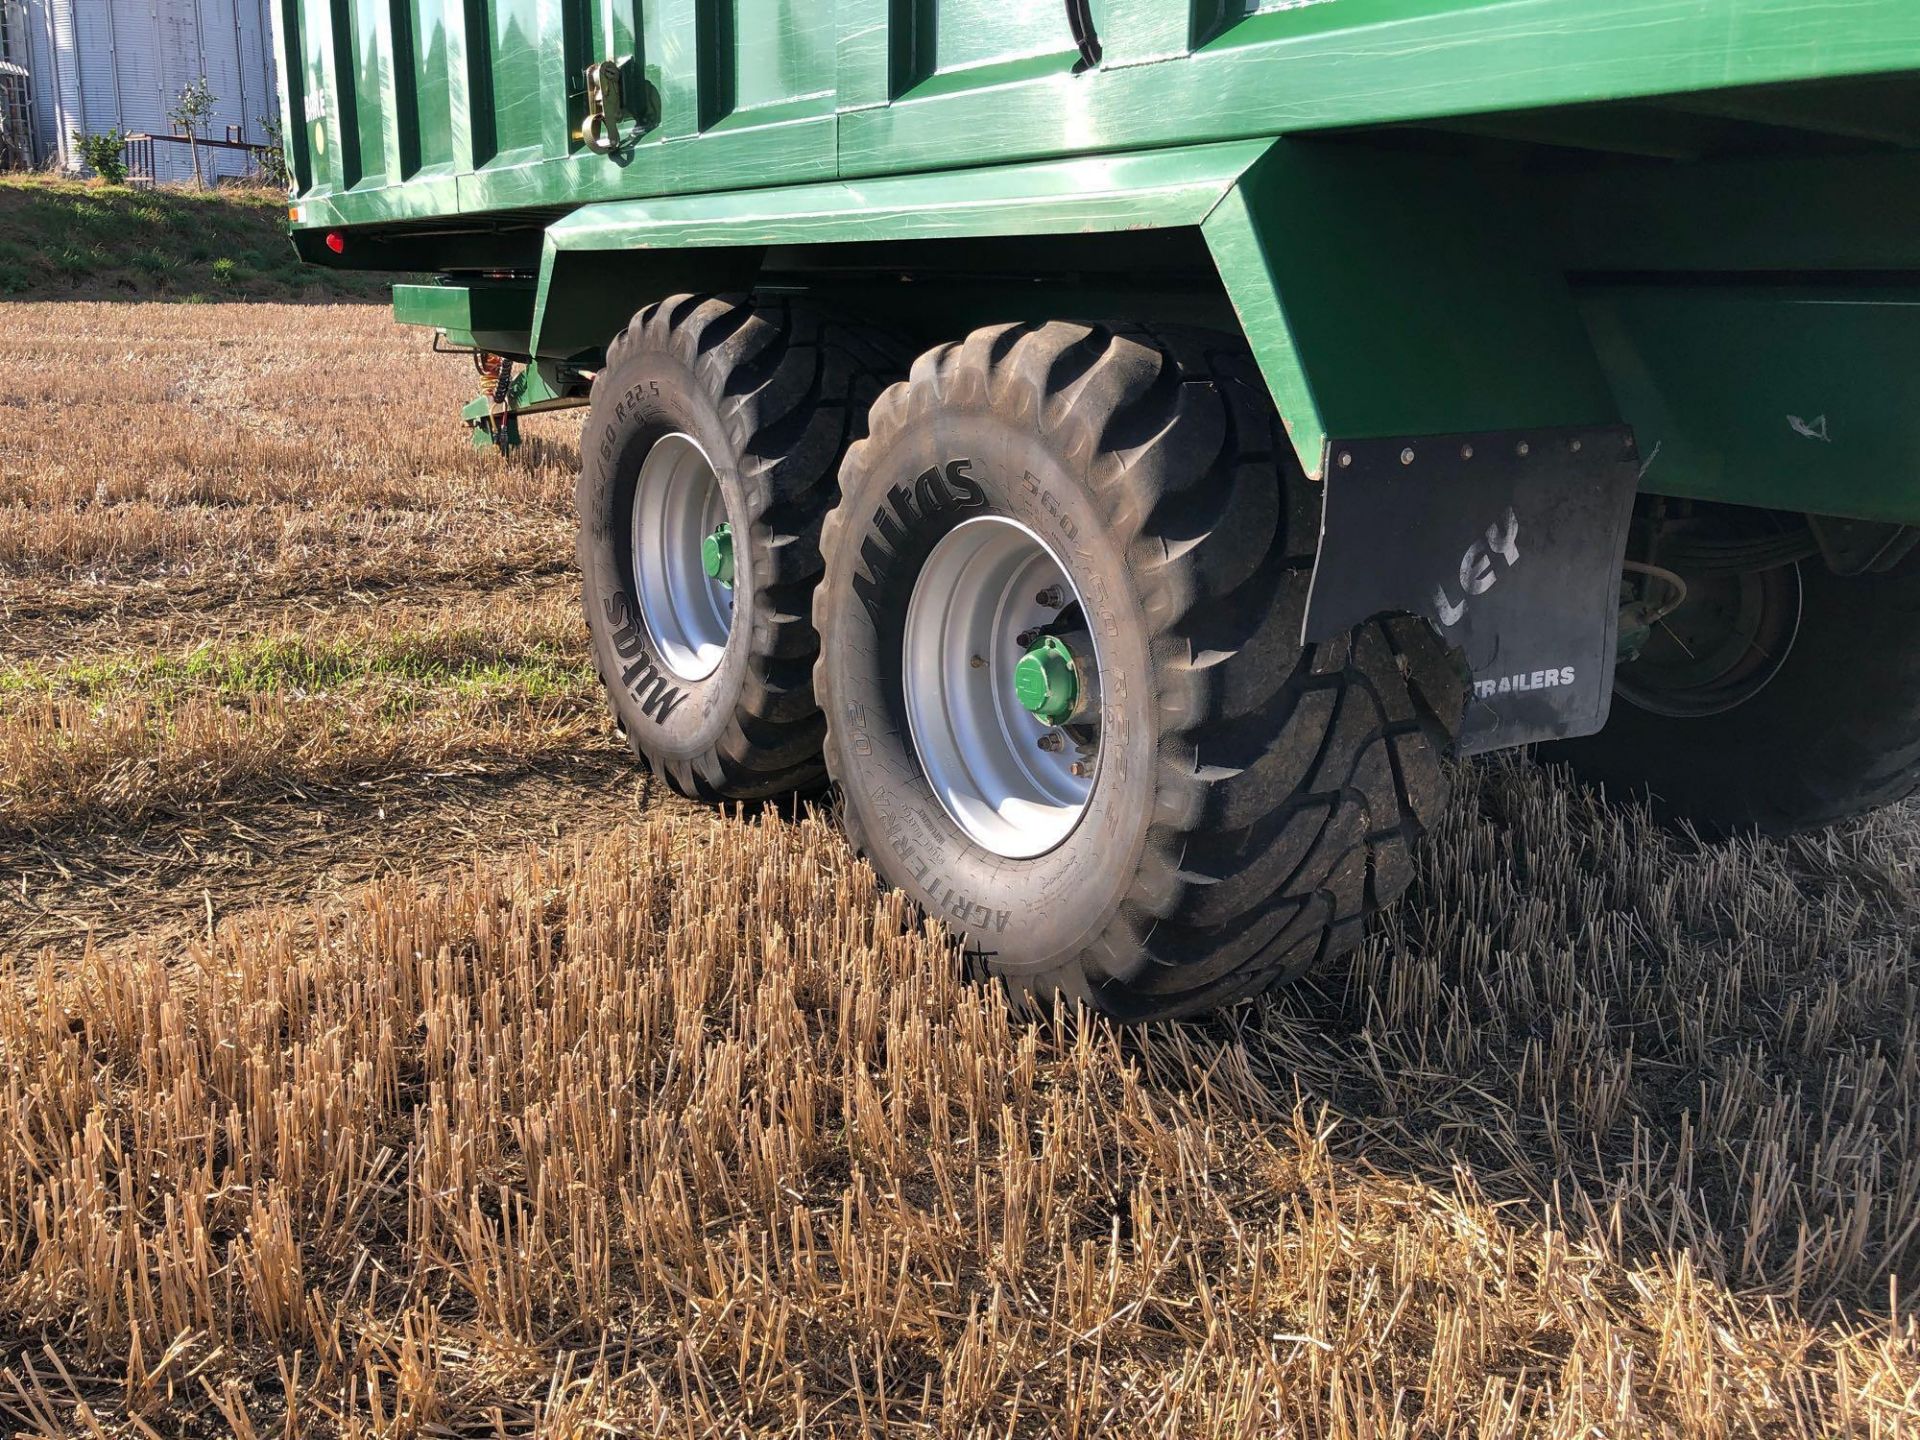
[21,0,278,184]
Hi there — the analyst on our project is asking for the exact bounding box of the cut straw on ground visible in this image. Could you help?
[2,301,1915,1437]
[2,782,1917,1436]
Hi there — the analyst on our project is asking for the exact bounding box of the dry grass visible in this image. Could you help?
[1,302,1917,1436]
[0,302,613,956]
[2,754,654,957]
[0,303,575,661]
[3,786,1918,1437]
[0,588,598,837]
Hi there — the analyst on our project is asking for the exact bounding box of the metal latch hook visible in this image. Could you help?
[584,60,626,154]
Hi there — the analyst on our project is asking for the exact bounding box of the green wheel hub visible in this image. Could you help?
[701,521,735,588]
[1014,635,1078,724]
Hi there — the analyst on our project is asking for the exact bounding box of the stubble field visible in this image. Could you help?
[1,301,1918,1437]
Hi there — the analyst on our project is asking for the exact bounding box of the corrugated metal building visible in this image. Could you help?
[14,0,277,184]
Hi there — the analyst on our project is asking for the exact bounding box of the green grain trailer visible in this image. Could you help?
[273,0,1920,1019]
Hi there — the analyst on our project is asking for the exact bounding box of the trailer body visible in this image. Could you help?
[277,2,1920,523]
[267,2,1920,1017]
[273,0,1920,745]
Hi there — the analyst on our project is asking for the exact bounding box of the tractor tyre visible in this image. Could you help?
[814,321,1465,1022]
[578,294,901,800]
[1552,513,1920,835]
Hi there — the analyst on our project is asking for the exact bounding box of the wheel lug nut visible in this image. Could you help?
[1036,732,1064,753]
[969,654,986,669]
[1070,761,1088,777]
[1015,629,1037,647]
[1035,586,1065,608]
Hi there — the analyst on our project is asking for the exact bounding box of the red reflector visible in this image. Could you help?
[324,231,346,255]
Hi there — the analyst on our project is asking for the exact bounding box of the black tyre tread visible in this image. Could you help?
[1739,555,1920,827]
[818,321,1461,1021]
[1551,537,1920,836]
[587,293,904,802]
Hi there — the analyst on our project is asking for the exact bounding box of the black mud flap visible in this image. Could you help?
[1303,427,1640,755]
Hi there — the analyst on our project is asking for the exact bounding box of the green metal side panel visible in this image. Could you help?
[277,1,1920,231]
[292,0,348,192]
[839,0,1920,179]
[719,0,838,125]
[540,139,1272,252]
[529,133,1920,525]
[406,0,458,174]
[1548,152,1920,274]
[344,0,391,188]
[1583,286,1920,526]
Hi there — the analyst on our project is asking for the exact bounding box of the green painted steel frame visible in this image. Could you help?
[393,131,1920,523]
[1582,285,1920,526]
[526,138,1621,484]
[1199,141,1618,480]
[392,280,537,350]
[521,142,1262,404]
[460,362,584,426]
[529,138,1268,367]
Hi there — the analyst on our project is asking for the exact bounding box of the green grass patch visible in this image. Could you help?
[49,244,103,280]
[0,627,593,708]
[130,247,177,279]
[0,176,395,302]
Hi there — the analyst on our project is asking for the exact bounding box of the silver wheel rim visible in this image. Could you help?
[630,432,735,682]
[903,517,1098,859]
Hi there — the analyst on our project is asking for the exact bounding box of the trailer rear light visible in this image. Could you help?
[324,231,346,255]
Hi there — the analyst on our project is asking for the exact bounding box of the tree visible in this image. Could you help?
[168,76,217,188]
[256,115,289,190]
[72,129,128,185]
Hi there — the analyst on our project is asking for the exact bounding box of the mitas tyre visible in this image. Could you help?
[814,322,1465,1022]
[578,294,901,800]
